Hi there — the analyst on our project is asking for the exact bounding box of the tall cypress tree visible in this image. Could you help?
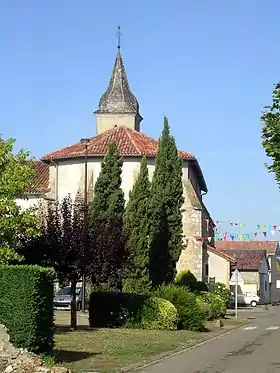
[90,141,126,290]
[91,141,125,221]
[123,157,151,293]
[149,117,184,286]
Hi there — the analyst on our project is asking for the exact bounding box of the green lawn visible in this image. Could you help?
[54,312,249,373]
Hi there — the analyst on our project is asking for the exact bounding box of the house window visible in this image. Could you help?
[265,281,267,291]
[205,264,209,277]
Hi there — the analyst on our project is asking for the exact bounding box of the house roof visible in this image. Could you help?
[207,245,236,263]
[218,248,267,270]
[41,126,207,192]
[41,126,195,160]
[215,240,279,255]
[26,161,50,194]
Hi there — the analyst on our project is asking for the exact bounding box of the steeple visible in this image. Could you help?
[95,27,142,134]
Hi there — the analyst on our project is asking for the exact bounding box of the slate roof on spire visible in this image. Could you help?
[96,48,139,114]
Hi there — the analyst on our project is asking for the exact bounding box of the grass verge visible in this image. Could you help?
[54,312,249,373]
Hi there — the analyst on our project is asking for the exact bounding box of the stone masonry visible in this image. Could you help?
[0,324,71,373]
[177,180,213,282]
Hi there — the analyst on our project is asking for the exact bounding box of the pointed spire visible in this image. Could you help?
[96,27,139,114]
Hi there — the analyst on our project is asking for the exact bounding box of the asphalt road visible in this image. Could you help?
[138,306,280,373]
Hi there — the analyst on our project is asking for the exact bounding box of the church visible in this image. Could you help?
[18,43,214,282]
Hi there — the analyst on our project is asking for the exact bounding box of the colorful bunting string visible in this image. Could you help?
[212,220,280,232]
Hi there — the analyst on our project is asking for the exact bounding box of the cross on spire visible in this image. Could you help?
[117,25,121,49]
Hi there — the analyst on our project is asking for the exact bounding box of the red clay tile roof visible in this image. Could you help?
[218,248,267,271]
[40,126,207,192]
[207,245,236,263]
[41,126,195,161]
[26,161,50,194]
[215,240,279,255]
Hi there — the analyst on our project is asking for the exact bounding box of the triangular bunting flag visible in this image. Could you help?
[253,232,258,237]
[263,232,267,237]
[271,230,275,236]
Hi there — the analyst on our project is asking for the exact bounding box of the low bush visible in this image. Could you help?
[196,291,226,320]
[128,297,179,331]
[175,270,208,292]
[88,291,178,330]
[214,283,231,307]
[153,284,206,331]
[0,265,55,353]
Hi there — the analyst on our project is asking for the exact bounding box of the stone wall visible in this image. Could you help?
[177,180,204,280]
[0,324,71,373]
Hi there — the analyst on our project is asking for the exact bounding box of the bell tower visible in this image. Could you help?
[95,27,142,134]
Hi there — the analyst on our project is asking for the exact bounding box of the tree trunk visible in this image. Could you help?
[70,279,77,330]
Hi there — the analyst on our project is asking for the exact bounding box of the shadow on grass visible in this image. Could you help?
[55,325,96,334]
[54,350,100,363]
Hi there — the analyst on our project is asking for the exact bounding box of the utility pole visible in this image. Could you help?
[80,138,90,313]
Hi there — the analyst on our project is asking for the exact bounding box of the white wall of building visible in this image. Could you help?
[46,156,189,203]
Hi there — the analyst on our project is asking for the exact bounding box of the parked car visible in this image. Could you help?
[229,292,260,307]
[54,286,89,311]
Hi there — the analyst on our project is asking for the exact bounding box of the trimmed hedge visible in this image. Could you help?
[196,291,226,320]
[153,284,206,331]
[0,265,55,353]
[88,291,179,330]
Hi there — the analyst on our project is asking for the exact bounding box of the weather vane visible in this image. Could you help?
[117,25,121,49]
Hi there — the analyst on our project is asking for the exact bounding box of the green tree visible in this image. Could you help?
[90,141,126,290]
[91,141,125,220]
[0,135,39,264]
[149,117,184,286]
[123,157,151,293]
[19,196,95,330]
[261,82,280,185]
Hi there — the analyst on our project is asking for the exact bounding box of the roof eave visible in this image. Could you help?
[189,159,208,193]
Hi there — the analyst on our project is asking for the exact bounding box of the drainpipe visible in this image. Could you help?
[49,159,58,202]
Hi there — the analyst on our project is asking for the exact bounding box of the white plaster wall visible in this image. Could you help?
[16,196,43,209]
[47,157,189,204]
[208,251,230,287]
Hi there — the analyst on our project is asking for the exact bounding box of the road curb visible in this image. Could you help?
[120,321,251,373]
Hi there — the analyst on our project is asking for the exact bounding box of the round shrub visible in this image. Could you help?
[153,284,206,331]
[175,270,197,289]
[175,270,208,292]
[136,297,179,330]
[214,283,231,307]
[197,291,226,320]
[196,297,211,321]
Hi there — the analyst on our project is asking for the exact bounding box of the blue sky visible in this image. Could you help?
[1,0,280,239]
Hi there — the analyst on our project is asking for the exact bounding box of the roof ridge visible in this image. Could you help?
[124,127,142,154]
